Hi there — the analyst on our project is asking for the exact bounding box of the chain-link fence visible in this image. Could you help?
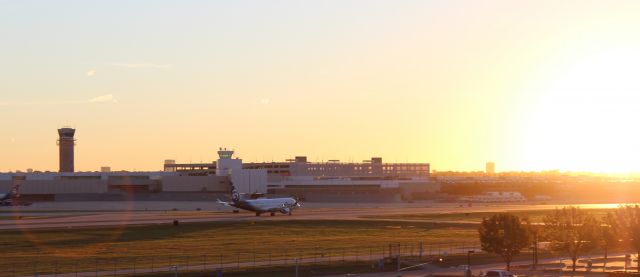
[1,241,481,276]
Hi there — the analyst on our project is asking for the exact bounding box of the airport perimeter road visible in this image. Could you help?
[0,202,617,230]
[320,255,621,277]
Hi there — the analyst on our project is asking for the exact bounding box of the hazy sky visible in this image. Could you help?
[2,1,640,173]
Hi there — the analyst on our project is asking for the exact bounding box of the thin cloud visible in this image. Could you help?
[259,99,271,105]
[109,63,171,69]
[89,94,118,103]
[86,69,96,77]
[1,95,118,106]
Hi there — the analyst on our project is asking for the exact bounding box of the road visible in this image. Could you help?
[321,254,628,277]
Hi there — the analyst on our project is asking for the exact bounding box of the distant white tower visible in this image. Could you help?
[486,162,495,175]
[216,147,242,176]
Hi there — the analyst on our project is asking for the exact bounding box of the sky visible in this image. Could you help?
[2,0,640,173]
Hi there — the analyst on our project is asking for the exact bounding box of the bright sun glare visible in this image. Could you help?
[523,47,640,172]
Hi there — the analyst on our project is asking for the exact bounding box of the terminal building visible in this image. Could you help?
[164,149,435,202]
[1,148,436,202]
[0,129,437,202]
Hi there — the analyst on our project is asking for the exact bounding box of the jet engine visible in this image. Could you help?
[280,207,291,214]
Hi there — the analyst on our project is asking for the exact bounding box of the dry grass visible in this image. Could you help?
[0,220,478,275]
[361,208,615,223]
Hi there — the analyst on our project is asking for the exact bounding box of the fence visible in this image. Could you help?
[1,241,481,277]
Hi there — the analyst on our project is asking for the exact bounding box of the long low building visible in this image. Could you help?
[163,149,436,202]
[0,172,164,192]
[0,148,436,202]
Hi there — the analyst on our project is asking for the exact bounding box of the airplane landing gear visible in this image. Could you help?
[255,212,261,217]
[270,212,276,216]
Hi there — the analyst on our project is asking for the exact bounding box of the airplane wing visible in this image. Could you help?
[216,199,234,207]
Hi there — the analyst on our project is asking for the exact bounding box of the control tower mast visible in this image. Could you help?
[57,128,76,172]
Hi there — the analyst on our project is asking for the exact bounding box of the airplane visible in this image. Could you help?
[0,184,31,207]
[217,185,301,216]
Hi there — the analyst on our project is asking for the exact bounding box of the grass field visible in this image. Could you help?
[3,207,611,276]
[0,215,75,220]
[134,261,385,277]
[0,219,479,275]
[361,208,616,223]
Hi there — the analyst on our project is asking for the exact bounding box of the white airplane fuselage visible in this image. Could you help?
[0,184,31,206]
[230,197,298,215]
[218,188,300,216]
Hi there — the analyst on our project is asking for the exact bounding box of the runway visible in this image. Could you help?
[0,201,618,230]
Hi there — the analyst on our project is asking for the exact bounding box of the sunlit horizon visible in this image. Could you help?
[2,1,640,173]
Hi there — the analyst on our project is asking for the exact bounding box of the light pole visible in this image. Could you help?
[171,265,178,277]
[532,229,538,270]
[397,243,402,277]
[466,250,475,277]
[396,253,401,277]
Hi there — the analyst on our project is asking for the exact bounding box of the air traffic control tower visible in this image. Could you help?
[57,127,76,172]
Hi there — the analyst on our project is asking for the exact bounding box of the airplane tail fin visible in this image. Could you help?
[230,182,240,202]
[10,184,20,198]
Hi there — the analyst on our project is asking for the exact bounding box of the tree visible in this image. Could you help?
[613,205,640,272]
[478,213,530,270]
[522,217,541,269]
[543,206,600,272]
[600,212,618,269]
